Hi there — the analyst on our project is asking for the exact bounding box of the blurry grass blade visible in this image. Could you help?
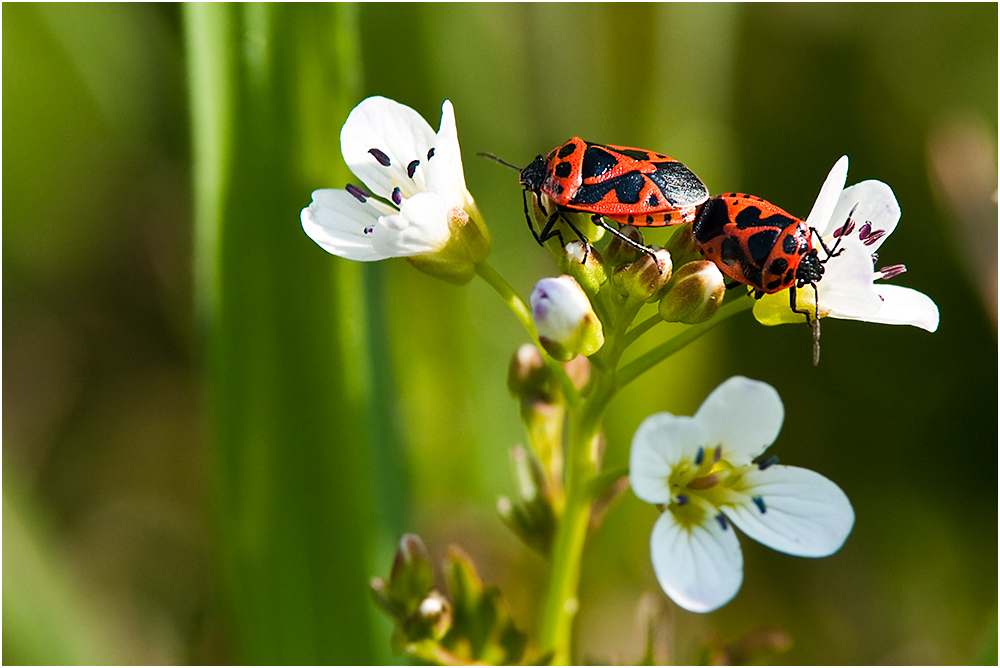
[184,4,383,663]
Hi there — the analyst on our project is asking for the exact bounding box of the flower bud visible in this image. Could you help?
[403,590,452,641]
[530,276,604,361]
[406,204,492,285]
[560,241,608,296]
[613,249,673,302]
[507,344,552,400]
[604,225,645,268]
[658,260,726,324]
[662,221,702,266]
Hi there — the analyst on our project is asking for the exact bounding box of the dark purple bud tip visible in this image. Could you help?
[676,494,690,506]
[879,264,907,280]
[427,147,436,160]
[407,159,420,179]
[392,187,402,205]
[368,147,391,166]
[715,513,729,530]
[752,495,767,514]
[757,455,779,470]
[694,446,705,466]
[346,183,370,203]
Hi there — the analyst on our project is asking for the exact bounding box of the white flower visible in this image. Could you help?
[301,96,489,283]
[530,275,604,361]
[754,156,939,331]
[630,376,854,613]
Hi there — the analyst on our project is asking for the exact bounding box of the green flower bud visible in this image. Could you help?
[658,260,726,324]
[604,224,645,268]
[662,221,702,266]
[530,276,604,361]
[560,241,608,296]
[613,249,673,302]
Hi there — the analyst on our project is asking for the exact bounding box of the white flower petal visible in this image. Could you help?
[370,191,452,257]
[341,96,435,201]
[301,189,392,261]
[854,284,939,331]
[694,377,784,464]
[425,100,472,209]
[724,465,854,557]
[804,156,849,236]
[650,503,743,613]
[825,180,899,253]
[630,414,704,504]
[814,236,883,318]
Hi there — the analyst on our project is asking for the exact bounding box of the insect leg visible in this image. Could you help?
[589,214,656,258]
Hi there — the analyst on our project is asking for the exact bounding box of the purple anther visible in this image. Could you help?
[345,183,370,203]
[715,513,729,531]
[694,446,705,466]
[364,225,375,235]
[752,496,767,514]
[878,263,907,280]
[757,455,779,470]
[368,148,391,166]
[407,159,419,178]
[392,187,402,206]
[858,222,872,240]
[713,445,723,463]
[834,205,858,238]
[863,229,886,246]
[427,147,436,160]
[676,494,690,506]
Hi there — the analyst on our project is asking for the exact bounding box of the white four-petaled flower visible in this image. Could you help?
[630,376,854,613]
[754,156,939,331]
[301,96,489,283]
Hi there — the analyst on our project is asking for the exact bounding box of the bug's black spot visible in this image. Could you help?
[570,170,645,205]
[615,148,650,161]
[627,215,635,224]
[692,197,730,244]
[646,161,708,207]
[784,268,795,285]
[765,278,783,291]
[782,233,799,255]
[646,215,654,224]
[557,142,577,158]
[551,182,564,196]
[427,147,435,160]
[554,161,573,178]
[582,146,618,179]
[747,229,780,265]
[368,148,391,166]
[407,159,420,178]
[647,192,660,208]
[769,257,789,277]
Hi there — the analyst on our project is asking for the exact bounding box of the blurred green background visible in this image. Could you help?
[4,3,996,665]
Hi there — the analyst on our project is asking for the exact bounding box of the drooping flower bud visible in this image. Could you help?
[530,275,604,361]
[662,221,702,266]
[613,249,673,302]
[658,260,726,324]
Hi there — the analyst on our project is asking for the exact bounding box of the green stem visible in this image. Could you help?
[624,312,662,348]
[617,296,753,389]
[538,375,615,664]
[476,260,581,407]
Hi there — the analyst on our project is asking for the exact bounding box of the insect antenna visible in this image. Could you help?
[477,152,521,171]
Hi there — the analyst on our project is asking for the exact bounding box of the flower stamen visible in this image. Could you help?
[407,159,420,178]
[878,263,907,280]
[368,147,391,166]
[752,496,767,513]
[715,513,729,530]
[346,183,370,203]
[392,187,402,205]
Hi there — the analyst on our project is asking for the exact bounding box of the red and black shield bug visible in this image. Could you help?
[692,193,851,364]
[480,137,709,253]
